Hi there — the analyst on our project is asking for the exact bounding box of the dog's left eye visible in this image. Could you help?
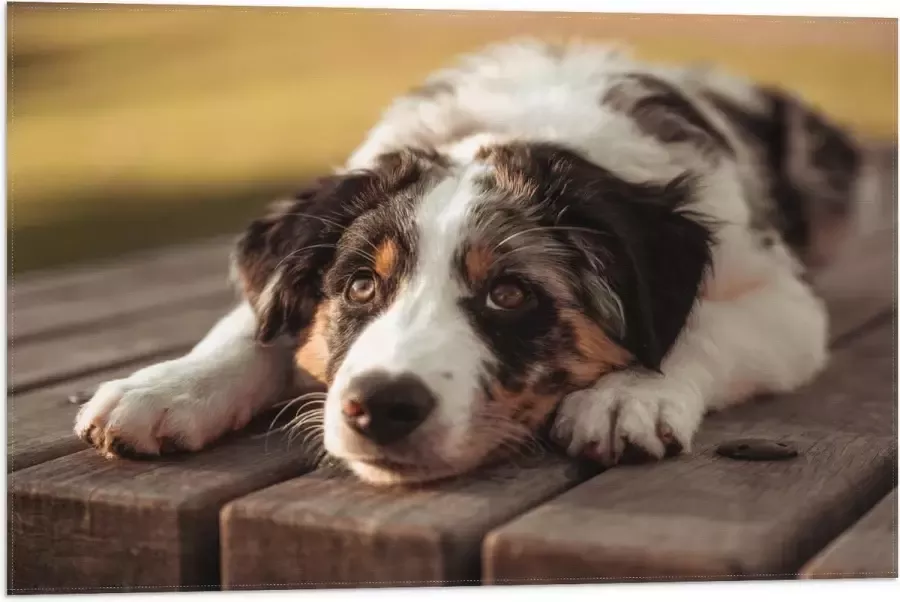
[345,271,378,304]
[486,280,529,311]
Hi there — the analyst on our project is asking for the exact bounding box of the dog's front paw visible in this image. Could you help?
[551,370,704,467]
[74,359,249,459]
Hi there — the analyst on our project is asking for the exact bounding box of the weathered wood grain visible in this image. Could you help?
[10,274,229,345]
[7,354,184,472]
[799,489,898,579]
[483,325,897,584]
[7,426,314,593]
[220,457,598,589]
[9,237,233,345]
[10,236,231,301]
[8,299,235,394]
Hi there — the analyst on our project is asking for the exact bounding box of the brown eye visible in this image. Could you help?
[487,280,528,311]
[346,271,377,304]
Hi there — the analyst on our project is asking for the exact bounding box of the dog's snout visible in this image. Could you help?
[341,371,436,445]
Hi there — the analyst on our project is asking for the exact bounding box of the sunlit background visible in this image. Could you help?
[6,4,897,274]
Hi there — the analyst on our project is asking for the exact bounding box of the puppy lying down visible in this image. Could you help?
[75,39,875,486]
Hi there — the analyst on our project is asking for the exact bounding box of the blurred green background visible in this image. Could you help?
[6,4,897,274]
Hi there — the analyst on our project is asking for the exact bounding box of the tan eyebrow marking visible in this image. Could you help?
[373,238,400,280]
[464,243,496,285]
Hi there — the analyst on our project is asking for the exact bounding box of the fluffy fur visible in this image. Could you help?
[75,39,872,485]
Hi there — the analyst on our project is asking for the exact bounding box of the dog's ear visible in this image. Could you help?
[232,149,441,343]
[231,172,380,343]
[609,177,715,371]
[548,153,714,372]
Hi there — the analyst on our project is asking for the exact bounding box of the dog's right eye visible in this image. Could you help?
[485,277,535,313]
[487,281,526,310]
[345,271,378,304]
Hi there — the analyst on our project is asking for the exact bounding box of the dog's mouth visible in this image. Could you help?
[340,453,473,485]
[350,456,420,471]
[327,407,552,486]
[338,435,538,486]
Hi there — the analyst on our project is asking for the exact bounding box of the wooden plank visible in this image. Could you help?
[799,489,898,579]
[10,275,229,345]
[220,458,598,589]
[10,236,231,300]
[8,298,235,394]
[7,425,314,593]
[9,237,232,343]
[7,355,184,472]
[483,324,897,583]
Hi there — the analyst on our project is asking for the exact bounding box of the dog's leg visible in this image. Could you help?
[552,271,828,465]
[74,302,296,458]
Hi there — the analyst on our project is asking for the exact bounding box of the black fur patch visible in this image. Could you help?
[459,277,562,391]
[706,89,860,260]
[603,73,732,155]
[473,142,715,372]
[232,149,440,348]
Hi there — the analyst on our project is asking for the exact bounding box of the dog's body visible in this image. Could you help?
[75,40,873,485]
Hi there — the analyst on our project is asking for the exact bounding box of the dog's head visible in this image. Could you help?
[232,143,713,485]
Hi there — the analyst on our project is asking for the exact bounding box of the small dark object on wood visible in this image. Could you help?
[716,438,798,461]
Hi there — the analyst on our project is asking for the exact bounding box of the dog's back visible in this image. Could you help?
[347,38,877,271]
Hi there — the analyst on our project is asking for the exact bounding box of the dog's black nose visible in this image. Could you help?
[341,371,436,445]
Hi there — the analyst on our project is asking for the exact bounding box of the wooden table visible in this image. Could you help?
[7,226,897,593]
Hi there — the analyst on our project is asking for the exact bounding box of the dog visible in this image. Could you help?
[74,39,876,486]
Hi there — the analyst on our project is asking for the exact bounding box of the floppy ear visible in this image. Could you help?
[232,149,440,343]
[610,177,715,371]
[554,163,714,372]
[231,172,379,343]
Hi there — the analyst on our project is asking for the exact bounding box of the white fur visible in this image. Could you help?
[74,303,293,455]
[324,169,493,479]
[76,39,841,479]
[349,41,685,187]
[552,269,828,461]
